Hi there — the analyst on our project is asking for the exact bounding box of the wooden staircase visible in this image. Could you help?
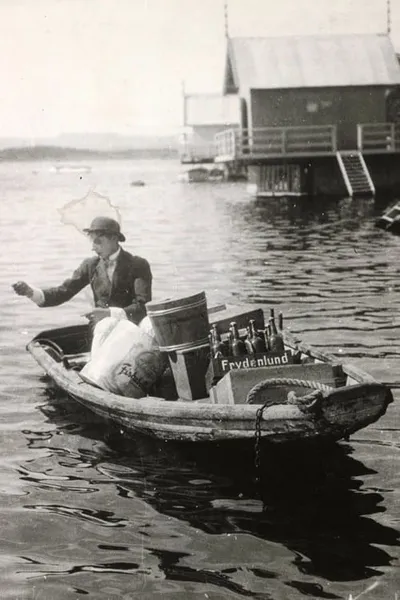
[336,151,375,197]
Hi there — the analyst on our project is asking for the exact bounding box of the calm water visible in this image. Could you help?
[1,159,399,599]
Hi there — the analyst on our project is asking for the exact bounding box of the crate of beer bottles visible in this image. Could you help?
[205,349,294,391]
[214,349,293,375]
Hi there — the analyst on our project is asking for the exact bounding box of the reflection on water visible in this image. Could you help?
[109,444,398,583]
[20,388,397,597]
[1,161,400,598]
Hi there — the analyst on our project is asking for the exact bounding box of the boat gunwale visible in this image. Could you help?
[26,325,393,442]
[27,333,383,422]
[28,339,308,421]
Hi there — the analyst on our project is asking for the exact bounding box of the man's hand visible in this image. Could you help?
[12,281,33,297]
[83,307,111,325]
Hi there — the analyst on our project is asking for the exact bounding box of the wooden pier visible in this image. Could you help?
[215,124,400,161]
[215,125,338,161]
[209,33,400,197]
[213,122,400,197]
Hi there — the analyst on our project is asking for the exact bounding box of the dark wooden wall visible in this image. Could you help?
[250,87,391,150]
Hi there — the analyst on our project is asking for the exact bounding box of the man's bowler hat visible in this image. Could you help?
[84,216,126,242]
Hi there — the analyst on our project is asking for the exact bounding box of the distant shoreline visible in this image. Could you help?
[0,145,178,161]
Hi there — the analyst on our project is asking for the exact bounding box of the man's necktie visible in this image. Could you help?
[98,258,111,285]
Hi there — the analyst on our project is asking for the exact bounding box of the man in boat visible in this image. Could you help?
[12,216,152,326]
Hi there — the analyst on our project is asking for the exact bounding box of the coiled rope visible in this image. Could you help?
[246,377,333,406]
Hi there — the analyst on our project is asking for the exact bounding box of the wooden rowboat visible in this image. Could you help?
[375,200,400,235]
[26,304,393,445]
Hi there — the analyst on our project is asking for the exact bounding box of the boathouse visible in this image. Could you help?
[179,93,240,164]
[214,33,400,197]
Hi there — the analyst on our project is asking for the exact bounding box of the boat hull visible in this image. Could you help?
[27,336,392,444]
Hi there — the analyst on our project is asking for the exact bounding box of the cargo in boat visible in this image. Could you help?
[26,299,393,445]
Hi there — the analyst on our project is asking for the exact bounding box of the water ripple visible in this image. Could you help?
[0,160,400,599]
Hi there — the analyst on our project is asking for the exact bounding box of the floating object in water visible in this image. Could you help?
[178,166,225,183]
[50,164,92,174]
[375,201,400,235]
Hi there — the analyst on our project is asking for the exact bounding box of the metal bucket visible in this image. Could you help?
[146,291,209,352]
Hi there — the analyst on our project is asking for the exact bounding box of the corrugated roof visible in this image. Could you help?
[227,34,400,91]
[184,94,241,126]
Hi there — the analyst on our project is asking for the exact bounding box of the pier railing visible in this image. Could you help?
[215,125,337,160]
[357,123,400,152]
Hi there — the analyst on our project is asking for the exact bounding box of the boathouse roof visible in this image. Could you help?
[224,34,400,93]
[184,94,240,126]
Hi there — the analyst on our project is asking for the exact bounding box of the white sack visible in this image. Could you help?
[80,317,165,398]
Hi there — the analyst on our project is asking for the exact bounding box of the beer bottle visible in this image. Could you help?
[211,324,225,358]
[269,316,285,354]
[244,326,254,354]
[270,308,275,320]
[208,331,214,358]
[229,321,247,357]
[278,311,284,331]
[227,330,233,355]
[263,327,270,351]
[249,319,266,353]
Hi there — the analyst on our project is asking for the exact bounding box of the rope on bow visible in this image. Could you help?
[246,377,333,411]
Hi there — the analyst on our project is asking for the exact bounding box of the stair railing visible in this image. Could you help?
[336,152,353,197]
[358,153,375,195]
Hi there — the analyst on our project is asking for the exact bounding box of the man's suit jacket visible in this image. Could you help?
[41,248,152,323]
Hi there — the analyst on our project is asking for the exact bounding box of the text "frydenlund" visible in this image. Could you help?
[219,351,292,372]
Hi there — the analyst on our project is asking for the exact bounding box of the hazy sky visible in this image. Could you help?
[1,0,399,138]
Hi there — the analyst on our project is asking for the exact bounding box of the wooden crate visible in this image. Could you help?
[167,344,210,401]
[211,362,345,405]
[213,350,293,377]
[205,350,293,390]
